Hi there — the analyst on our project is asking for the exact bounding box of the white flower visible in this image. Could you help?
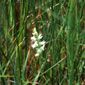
[31,41,38,48]
[38,34,43,40]
[32,32,38,36]
[39,41,46,46]
[36,44,45,54]
[40,45,45,51]
[35,53,39,57]
[37,49,42,54]
[31,36,36,41]
[32,27,38,36]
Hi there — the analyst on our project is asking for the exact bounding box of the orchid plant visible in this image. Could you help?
[31,27,46,57]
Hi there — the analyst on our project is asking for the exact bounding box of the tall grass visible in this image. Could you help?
[0,0,85,85]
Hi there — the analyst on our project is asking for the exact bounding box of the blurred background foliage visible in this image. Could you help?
[0,0,85,85]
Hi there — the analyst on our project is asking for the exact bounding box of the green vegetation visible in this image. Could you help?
[0,0,85,85]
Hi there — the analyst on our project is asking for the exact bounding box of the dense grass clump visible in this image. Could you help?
[0,0,85,85]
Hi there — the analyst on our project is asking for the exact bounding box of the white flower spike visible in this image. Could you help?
[31,27,46,56]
